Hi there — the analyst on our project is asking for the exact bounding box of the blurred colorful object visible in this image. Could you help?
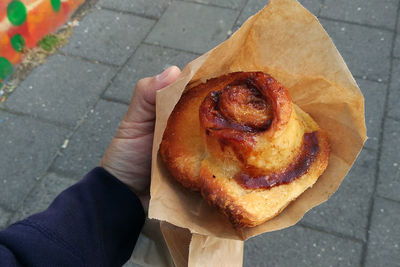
[0,0,84,86]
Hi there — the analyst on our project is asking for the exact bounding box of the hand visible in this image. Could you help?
[100,66,181,210]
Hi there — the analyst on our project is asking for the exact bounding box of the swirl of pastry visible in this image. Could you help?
[160,72,330,228]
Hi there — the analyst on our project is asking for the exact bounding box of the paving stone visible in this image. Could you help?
[182,0,246,10]
[320,19,393,82]
[6,54,115,127]
[236,0,322,26]
[10,173,75,223]
[61,9,154,65]
[236,0,267,26]
[398,13,400,31]
[365,197,400,267]
[388,58,400,119]
[377,118,400,201]
[298,0,323,16]
[302,149,377,241]
[51,100,127,179]
[244,225,363,267]
[0,206,11,230]
[394,34,400,58]
[0,111,68,211]
[105,44,198,103]
[146,1,239,54]
[320,0,399,30]
[357,78,387,149]
[97,0,170,19]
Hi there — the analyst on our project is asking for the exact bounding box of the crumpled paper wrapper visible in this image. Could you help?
[146,0,366,265]
[127,220,175,267]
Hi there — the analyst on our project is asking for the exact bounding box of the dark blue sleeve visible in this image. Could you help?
[0,167,146,267]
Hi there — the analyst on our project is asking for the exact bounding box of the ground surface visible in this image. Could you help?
[0,0,399,266]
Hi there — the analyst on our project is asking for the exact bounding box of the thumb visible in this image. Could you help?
[124,66,181,123]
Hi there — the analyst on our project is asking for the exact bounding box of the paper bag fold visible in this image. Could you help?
[149,0,366,244]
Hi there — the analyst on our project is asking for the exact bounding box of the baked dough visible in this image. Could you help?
[160,72,330,228]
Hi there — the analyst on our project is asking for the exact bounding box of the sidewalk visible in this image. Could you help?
[0,0,399,266]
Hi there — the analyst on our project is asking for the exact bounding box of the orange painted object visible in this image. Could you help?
[0,0,84,84]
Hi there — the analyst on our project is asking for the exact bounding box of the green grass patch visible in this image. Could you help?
[38,34,60,52]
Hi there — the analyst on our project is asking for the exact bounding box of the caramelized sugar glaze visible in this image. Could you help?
[199,72,319,189]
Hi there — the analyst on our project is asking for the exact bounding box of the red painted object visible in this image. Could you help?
[0,0,84,85]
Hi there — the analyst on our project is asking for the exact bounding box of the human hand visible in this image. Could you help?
[100,66,181,210]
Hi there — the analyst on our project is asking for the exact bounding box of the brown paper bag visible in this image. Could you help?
[128,220,174,267]
[159,222,244,267]
[149,0,366,265]
[160,222,191,267]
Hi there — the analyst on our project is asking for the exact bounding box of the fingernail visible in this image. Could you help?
[156,67,172,81]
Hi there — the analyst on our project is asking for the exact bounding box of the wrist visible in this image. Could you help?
[99,161,149,212]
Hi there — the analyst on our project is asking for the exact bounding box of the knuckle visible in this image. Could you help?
[135,77,152,91]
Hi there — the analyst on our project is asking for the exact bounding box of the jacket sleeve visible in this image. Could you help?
[0,167,146,267]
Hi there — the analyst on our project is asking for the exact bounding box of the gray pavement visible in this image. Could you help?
[0,0,399,266]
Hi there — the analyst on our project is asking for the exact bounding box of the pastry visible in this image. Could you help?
[160,72,330,228]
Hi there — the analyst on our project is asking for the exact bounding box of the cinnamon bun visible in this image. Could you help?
[160,72,330,227]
